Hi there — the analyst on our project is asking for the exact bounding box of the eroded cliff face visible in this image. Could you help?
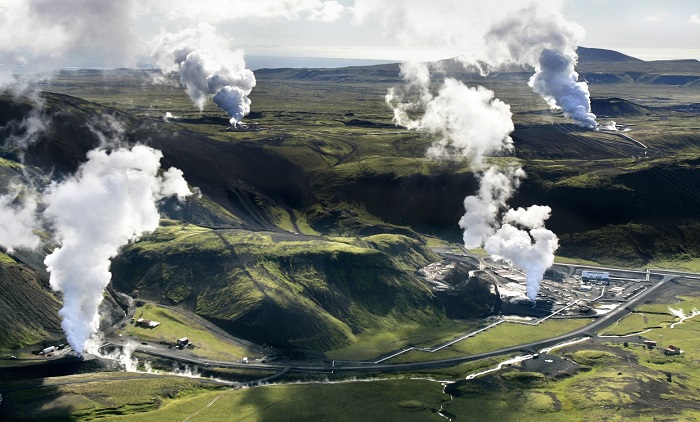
[0,262,62,349]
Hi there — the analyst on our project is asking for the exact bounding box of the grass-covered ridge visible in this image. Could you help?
[112,221,443,352]
[119,302,255,360]
[0,262,62,350]
[0,373,224,420]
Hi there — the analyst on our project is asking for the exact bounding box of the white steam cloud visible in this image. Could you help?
[484,5,596,128]
[355,0,596,129]
[459,167,524,248]
[380,2,569,301]
[387,74,514,164]
[528,49,596,129]
[43,144,191,354]
[153,24,256,126]
[1,105,49,150]
[0,84,50,153]
[486,206,559,300]
[0,185,41,253]
[0,0,138,68]
[388,63,558,300]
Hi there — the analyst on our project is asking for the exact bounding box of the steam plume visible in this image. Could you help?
[383,23,569,300]
[355,0,596,128]
[484,5,596,128]
[0,185,41,253]
[387,73,514,164]
[43,144,191,354]
[387,59,559,300]
[528,49,596,128]
[0,82,50,153]
[153,24,256,126]
[485,206,559,300]
[459,167,524,248]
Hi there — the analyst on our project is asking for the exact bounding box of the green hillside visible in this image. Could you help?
[111,223,442,351]
[0,262,63,349]
[1,51,700,352]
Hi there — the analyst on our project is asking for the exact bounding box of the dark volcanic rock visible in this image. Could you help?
[433,264,500,319]
[0,263,62,349]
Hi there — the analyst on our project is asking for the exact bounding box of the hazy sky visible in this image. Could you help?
[565,0,700,59]
[240,0,700,61]
[0,0,698,70]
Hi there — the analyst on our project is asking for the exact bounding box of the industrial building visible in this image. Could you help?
[135,318,161,328]
[664,345,682,356]
[40,346,56,355]
[582,271,610,285]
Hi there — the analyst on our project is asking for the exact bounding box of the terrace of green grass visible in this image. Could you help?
[386,318,593,363]
[118,302,255,361]
[0,251,16,264]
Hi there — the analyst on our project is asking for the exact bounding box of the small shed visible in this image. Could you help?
[41,346,56,355]
[664,345,681,356]
[136,318,161,328]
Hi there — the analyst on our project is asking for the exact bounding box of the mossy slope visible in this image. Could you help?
[0,263,62,349]
[112,226,442,351]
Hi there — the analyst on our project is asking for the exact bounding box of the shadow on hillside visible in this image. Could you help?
[168,116,231,126]
[1,382,74,421]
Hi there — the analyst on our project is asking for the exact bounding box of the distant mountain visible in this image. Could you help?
[590,97,652,117]
[576,47,643,64]
[256,47,699,86]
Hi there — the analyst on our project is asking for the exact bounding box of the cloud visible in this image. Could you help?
[146,0,346,24]
[690,14,700,24]
[309,0,346,22]
[0,0,138,67]
[351,0,564,52]
[643,11,666,22]
[0,0,349,70]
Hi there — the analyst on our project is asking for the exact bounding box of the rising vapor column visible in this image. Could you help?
[152,23,256,127]
[484,4,597,128]
[387,60,560,302]
[43,145,191,354]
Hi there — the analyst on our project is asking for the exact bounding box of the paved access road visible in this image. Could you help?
[104,270,695,378]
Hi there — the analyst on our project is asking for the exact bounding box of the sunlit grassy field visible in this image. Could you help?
[388,318,592,363]
[5,60,699,421]
[118,303,255,361]
[326,319,477,361]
